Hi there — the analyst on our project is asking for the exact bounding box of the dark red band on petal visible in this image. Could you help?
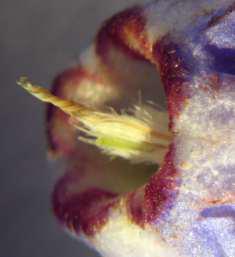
[127,187,146,227]
[206,2,235,29]
[53,173,118,236]
[153,38,193,127]
[46,67,102,157]
[127,145,180,226]
[144,145,180,223]
[96,6,150,64]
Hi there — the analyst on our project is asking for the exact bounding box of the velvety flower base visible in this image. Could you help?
[47,1,235,256]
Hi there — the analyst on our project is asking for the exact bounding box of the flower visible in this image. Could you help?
[20,0,235,256]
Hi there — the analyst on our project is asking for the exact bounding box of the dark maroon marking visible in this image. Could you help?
[46,67,85,154]
[207,2,235,29]
[47,110,78,157]
[127,187,146,227]
[46,67,102,156]
[96,6,149,64]
[154,37,193,127]
[144,145,180,223]
[127,145,180,226]
[53,172,118,236]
